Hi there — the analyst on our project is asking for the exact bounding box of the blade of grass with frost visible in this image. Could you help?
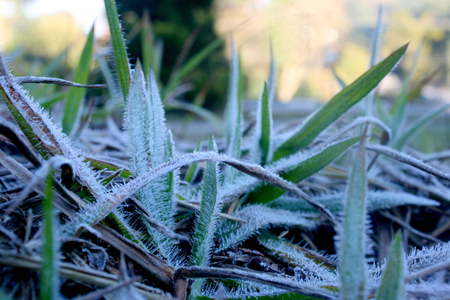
[41,168,58,300]
[225,38,243,181]
[216,205,318,252]
[389,42,423,140]
[191,136,220,267]
[162,37,224,100]
[64,149,337,233]
[0,57,51,159]
[366,144,450,181]
[161,131,178,226]
[247,137,359,205]
[0,86,50,159]
[392,103,450,150]
[147,67,167,166]
[141,10,154,80]
[339,132,368,300]
[364,6,383,138]
[98,56,121,103]
[267,42,276,105]
[258,232,338,276]
[62,25,94,135]
[376,231,405,300]
[124,61,150,177]
[124,63,175,259]
[273,43,408,161]
[251,82,272,165]
[269,191,439,214]
[104,0,130,99]
[185,140,201,183]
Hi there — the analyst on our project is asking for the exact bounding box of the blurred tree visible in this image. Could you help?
[116,0,229,111]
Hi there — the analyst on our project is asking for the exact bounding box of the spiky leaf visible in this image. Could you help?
[62,26,95,135]
[191,136,221,267]
[225,38,243,181]
[41,169,58,300]
[247,137,358,205]
[339,135,367,300]
[273,44,408,161]
[376,231,406,300]
[104,0,130,99]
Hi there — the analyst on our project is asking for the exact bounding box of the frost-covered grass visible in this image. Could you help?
[1,2,450,300]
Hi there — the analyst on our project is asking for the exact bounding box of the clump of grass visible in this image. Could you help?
[1,2,450,300]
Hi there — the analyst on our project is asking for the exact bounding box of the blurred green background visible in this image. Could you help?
[1,0,450,109]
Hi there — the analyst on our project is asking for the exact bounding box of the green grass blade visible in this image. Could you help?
[0,88,51,159]
[225,38,243,181]
[162,37,224,100]
[252,45,276,165]
[98,56,121,103]
[251,82,272,165]
[364,6,383,138]
[141,10,154,80]
[185,140,201,183]
[62,26,95,135]
[246,137,359,205]
[41,169,58,300]
[331,65,347,89]
[191,136,220,267]
[368,6,384,71]
[260,82,272,164]
[375,231,406,300]
[339,134,367,300]
[389,42,423,139]
[267,42,276,105]
[104,0,130,100]
[392,103,450,150]
[273,43,408,161]
[406,66,442,101]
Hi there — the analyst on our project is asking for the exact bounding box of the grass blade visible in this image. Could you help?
[375,231,406,300]
[225,38,243,181]
[392,103,450,150]
[270,191,439,213]
[246,137,359,205]
[104,0,130,100]
[257,231,338,275]
[252,82,272,165]
[184,140,201,183]
[252,46,276,165]
[141,10,154,80]
[273,43,408,161]
[260,83,272,164]
[364,6,383,138]
[389,42,423,139]
[62,26,95,135]
[216,205,317,252]
[41,168,58,300]
[162,37,224,100]
[191,136,221,267]
[331,65,347,89]
[267,42,276,105]
[339,132,368,300]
